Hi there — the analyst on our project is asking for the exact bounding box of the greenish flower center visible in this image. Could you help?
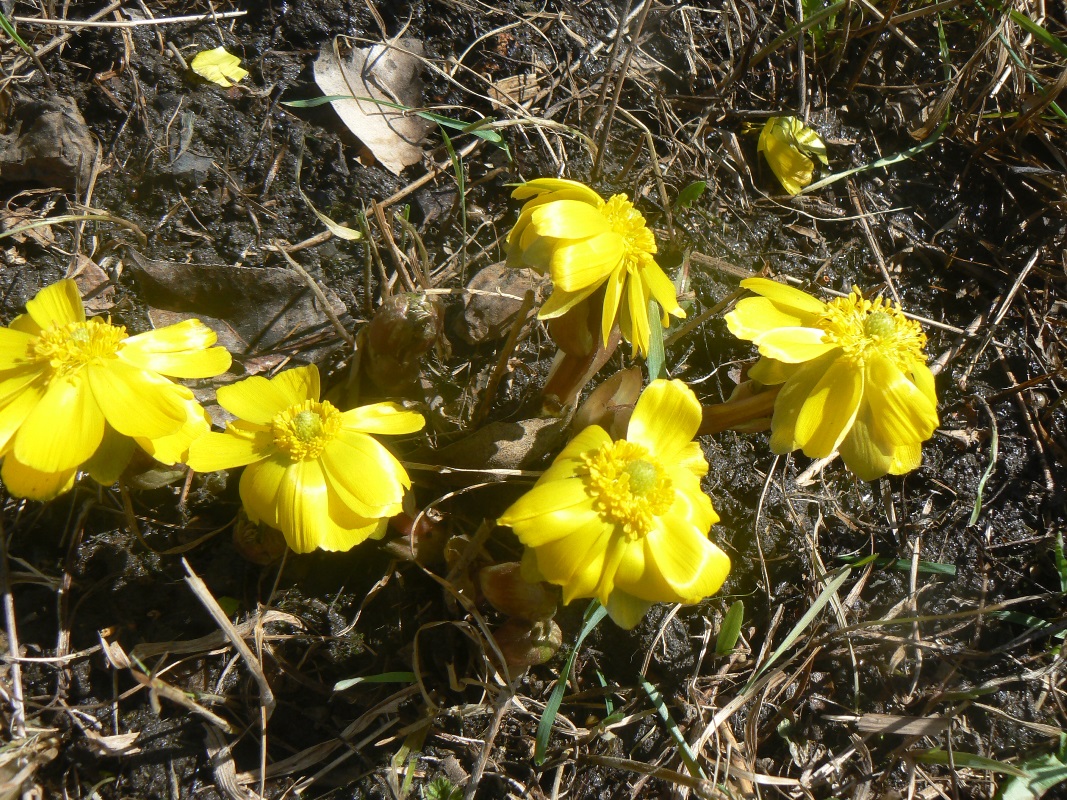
[579,440,674,539]
[34,318,126,375]
[817,289,927,369]
[271,400,342,462]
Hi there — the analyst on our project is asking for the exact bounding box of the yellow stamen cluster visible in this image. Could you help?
[817,289,927,369]
[579,439,674,539]
[602,194,657,271]
[34,319,125,374]
[271,400,342,462]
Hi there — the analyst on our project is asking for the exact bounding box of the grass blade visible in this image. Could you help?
[715,600,744,656]
[641,679,706,780]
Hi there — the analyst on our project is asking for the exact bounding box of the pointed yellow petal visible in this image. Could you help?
[767,352,837,454]
[275,459,330,554]
[888,441,923,475]
[14,373,104,472]
[538,284,598,320]
[121,320,231,378]
[25,279,84,328]
[600,266,625,347]
[87,361,187,439]
[747,356,793,386]
[641,262,683,319]
[627,379,702,461]
[622,268,650,357]
[550,232,624,292]
[739,278,827,316]
[187,427,271,473]
[512,179,603,205]
[316,498,385,552]
[340,403,424,436]
[1,456,76,501]
[753,326,836,363]
[793,357,863,457]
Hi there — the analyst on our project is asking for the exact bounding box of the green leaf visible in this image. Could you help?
[642,679,706,780]
[535,601,606,764]
[995,737,1067,800]
[1055,531,1067,593]
[913,749,1028,778]
[1009,10,1067,59]
[674,181,707,209]
[646,299,665,380]
[716,600,744,655]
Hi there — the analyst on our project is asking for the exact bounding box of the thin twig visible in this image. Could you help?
[14,10,247,28]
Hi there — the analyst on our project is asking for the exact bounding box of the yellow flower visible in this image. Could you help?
[725,278,938,480]
[498,379,730,629]
[0,279,231,500]
[187,364,424,554]
[506,178,685,358]
[758,116,828,195]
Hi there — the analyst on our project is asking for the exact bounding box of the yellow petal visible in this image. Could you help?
[627,379,702,461]
[275,459,331,554]
[752,326,837,363]
[793,357,863,457]
[512,179,603,205]
[187,427,271,473]
[622,268,650,356]
[888,441,923,475]
[907,361,938,410]
[726,297,816,342]
[0,328,36,370]
[121,320,232,378]
[315,501,386,552]
[340,403,424,436]
[240,456,287,528]
[865,354,939,448]
[538,283,599,321]
[747,356,793,386]
[739,278,827,316]
[498,477,596,545]
[550,232,624,292]
[600,266,626,346]
[218,364,319,423]
[0,373,46,452]
[1,455,76,501]
[136,397,212,465]
[25,279,84,328]
[14,373,104,472]
[759,118,816,195]
[83,427,136,486]
[320,431,408,517]
[8,314,40,336]
[634,520,730,603]
[190,46,249,88]
[604,590,655,629]
[530,517,615,604]
[838,402,894,481]
[641,262,684,319]
[768,352,837,454]
[87,361,187,439]
[530,199,610,240]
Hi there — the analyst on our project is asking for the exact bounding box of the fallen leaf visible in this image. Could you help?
[191,47,248,88]
[313,37,432,175]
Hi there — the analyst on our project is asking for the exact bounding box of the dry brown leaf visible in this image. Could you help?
[312,37,432,175]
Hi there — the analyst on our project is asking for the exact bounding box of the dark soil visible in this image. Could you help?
[1,1,1065,799]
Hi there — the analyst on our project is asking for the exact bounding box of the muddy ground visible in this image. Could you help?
[0,0,1064,798]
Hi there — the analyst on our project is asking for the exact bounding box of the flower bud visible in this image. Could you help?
[479,562,557,620]
[493,618,562,669]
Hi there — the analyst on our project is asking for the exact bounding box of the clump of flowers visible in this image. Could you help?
[187,364,424,554]
[498,379,730,629]
[0,279,231,500]
[506,178,685,359]
[758,116,828,195]
[725,277,938,480]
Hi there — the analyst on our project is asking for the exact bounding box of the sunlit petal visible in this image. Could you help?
[0,328,36,370]
[340,402,424,436]
[628,379,702,460]
[240,456,287,528]
[530,199,610,239]
[14,373,104,472]
[87,361,187,439]
[1,456,76,501]
[753,327,837,363]
[549,233,624,292]
[26,279,84,328]
[121,319,231,378]
[321,431,408,517]
[794,356,863,457]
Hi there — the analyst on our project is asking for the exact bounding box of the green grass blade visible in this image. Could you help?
[1009,10,1067,59]
[0,12,31,53]
[716,600,745,655]
[995,736,1067,800]
[641,679,707,780]
[1055,531,1067,593]
[646,299,665,380]
[914,748,1028,778]
[969,404,999,525]
[535,601,607,764]
[333,672,417,691]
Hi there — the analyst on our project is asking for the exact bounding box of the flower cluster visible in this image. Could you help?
[506,178,685,358]
[725,278,938,479]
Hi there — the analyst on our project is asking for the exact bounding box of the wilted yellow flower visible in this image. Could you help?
[758,116,828,195]
[0,279,231,500]
[498,379,730,629]
[187,364,424,554]
[190,47,249,88]
[725,278,938,480]
[507,178,685,358]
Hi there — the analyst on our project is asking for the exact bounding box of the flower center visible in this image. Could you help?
[579,440,674,539]
[271,400,342,461]
[33,319,126,375]
[602,194,657,272]
[817,289,927,369]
